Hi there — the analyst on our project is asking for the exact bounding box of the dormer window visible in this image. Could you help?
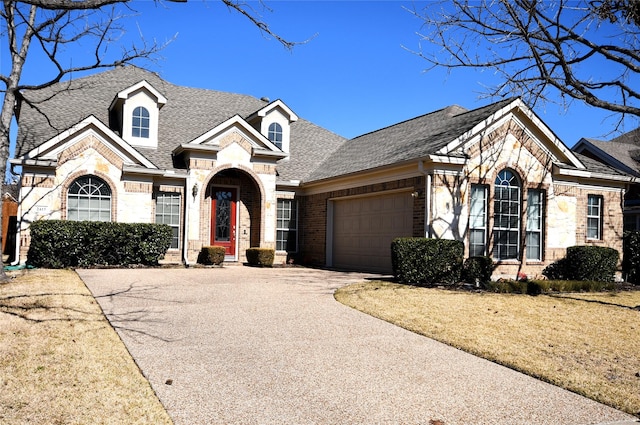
[109,80,166,149]
[132,106,150,138]
[246,99,298,155]
[268,122,283,149]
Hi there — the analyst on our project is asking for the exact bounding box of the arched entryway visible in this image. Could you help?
[205,168,263,261]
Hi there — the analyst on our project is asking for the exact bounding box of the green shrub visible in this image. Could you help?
[543,246,618,282]
[197,246,226,266]
[542,257,569,280]
[246,247,275,267]
[27,220,172,268]
[564,245,619,282]
[462,256,495,285]
[485,280,528,294]
[623,231,640,285]
[548,280,615,292]
[391,237,463,285]
[487,279,614,294]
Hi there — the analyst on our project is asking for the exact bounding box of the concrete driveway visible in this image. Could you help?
[79,267,637,425]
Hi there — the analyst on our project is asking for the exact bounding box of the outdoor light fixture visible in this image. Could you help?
[192,183,198,198]
[411,190,422,198]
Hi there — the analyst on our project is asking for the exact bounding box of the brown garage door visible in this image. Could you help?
[332,191,414,273]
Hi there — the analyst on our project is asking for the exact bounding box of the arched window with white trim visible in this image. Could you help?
[268,122,283,149]
[67,176,112,222]
[132,106,150,138]
[493,169,521,260]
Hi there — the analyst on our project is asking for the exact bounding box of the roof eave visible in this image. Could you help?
[173,144,222,156]
[122,166,187,178]
[552,164,633,183]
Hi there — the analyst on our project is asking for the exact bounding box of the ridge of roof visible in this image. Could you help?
[348,104,469,143]
[15,66,347,180]
[611,127,640,144]
[304,97,517,183]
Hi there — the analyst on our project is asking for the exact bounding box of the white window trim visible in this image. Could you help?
[525,189,544,261]
[493,169,521,261]
[469,184,487,257]
[155,192,181,250]
[276,198,298,253]
[587,195,603,240]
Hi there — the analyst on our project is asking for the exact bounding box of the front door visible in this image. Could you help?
[211,187,237,257]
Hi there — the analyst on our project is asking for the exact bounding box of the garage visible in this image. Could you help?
[331,190,415,273]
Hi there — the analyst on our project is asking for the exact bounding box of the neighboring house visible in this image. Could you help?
[11,66,632,276]
[573,129,640,232]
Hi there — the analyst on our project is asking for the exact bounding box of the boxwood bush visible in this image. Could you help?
[462,256,495,286]
[27,220,172,268]
[391,237,463,285]
[623,231,640,285]
[246,247,275,267]
[543,245,619,282]
[197,246,226,266]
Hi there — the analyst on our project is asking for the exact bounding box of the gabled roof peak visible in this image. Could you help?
[246,99,298,122]
[110,79,167,110]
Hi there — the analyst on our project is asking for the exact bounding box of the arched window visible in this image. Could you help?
[67,176,112,222]
[132,106,150,138]
[268,122,283,149]
[493,169,520,260]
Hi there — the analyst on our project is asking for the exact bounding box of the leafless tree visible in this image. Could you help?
[410,0,640,128]
[0,0,296,281]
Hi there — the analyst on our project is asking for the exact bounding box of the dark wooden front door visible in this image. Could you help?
[211,187,237,257]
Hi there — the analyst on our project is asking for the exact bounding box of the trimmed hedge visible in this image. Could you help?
[623,231,640,285]
[246,247,275,267]
[197,246,226,266]
[543,245,619,282]
[391,237,463,285]
[486,279,615,294]
[27,220,172,268]
[462,256,495,285]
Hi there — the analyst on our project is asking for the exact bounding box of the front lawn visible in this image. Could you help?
[0,269,172,424]
[335,281,640,417]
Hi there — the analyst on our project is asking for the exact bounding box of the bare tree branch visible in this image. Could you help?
[408,0,640,122]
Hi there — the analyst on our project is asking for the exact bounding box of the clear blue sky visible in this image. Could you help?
[9,0,640,146]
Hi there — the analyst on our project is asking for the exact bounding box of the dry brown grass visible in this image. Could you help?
[335,281,640,417]
[0,269,172,425]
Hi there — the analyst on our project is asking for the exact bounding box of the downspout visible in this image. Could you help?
[419,161,431,238]
[10,162,21,265]
[11,184,22,266]
[183,178,192,267]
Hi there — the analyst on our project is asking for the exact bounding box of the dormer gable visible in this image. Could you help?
[108,80,167,149]
[247,99,298,155]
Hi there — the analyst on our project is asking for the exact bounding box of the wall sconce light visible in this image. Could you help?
[192,183,199,198]
[411,190,422,198]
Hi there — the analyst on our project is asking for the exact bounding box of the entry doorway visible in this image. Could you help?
[211,187,238,258]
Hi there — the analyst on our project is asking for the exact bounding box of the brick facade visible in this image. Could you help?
[298,177,425,267]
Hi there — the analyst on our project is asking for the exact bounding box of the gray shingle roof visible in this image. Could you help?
[305,98,515,182]
[576,139,640,176]
[16,66,346,181]
[611,127,640,144]
[566,152,632,177]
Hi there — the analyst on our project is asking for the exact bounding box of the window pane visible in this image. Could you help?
[526,232,541,260]
[276,198,297,252]
[493,170,521,260]
[155,193,181,249]
[67,176,111,222]
[132,107,150,139]
[587,195,602,239]
[587,218,600,238]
